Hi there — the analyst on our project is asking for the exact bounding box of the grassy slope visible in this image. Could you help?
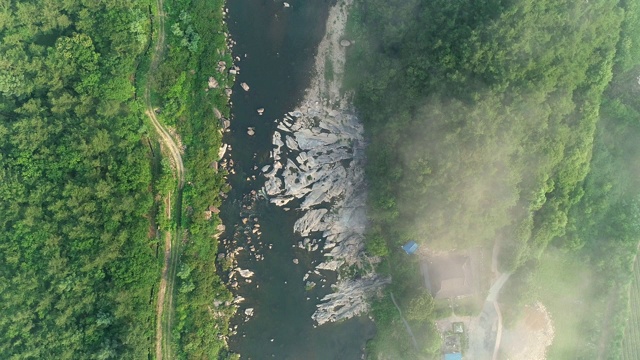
[622,257,640,360]
[532,251,599,358]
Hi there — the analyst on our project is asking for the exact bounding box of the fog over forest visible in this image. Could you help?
[344,0,640,358]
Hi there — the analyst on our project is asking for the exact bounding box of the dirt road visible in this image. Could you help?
[144,0,185,358]
[144,108,185,188]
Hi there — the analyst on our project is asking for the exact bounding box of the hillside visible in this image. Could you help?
[343,0,639,358]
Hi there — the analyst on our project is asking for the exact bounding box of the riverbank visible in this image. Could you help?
[147,0,238,357]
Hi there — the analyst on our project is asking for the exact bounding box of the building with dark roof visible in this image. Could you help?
[421,254,473,299]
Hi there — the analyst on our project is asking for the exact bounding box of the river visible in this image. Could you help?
[219,0,375,359]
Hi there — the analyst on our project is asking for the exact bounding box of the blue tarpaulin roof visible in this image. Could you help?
[402,241,419,254]
[444,353,462,360]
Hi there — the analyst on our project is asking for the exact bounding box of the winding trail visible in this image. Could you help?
[144,0,184,359]
[144,107,184,187]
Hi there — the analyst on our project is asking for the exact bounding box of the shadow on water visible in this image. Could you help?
[219,0,375,359]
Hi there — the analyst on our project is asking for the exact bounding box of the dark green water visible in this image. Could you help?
[220,0,375,359]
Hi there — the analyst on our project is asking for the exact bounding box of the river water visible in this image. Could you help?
[220,0,375,359]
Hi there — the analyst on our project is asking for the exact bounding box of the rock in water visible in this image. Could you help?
[293,209,329,236]
[263,100,379,323]
[238,268,254,278]
[285,135,299,150]
[312,275,390,325]
[218,144,228,159]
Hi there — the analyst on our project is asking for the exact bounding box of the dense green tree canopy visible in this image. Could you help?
[0,0,236,357]
[347,0,623,269]
[0,1,158,358]
[347,0,640,358]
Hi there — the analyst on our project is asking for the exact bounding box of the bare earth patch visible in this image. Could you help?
[499,302,555,360]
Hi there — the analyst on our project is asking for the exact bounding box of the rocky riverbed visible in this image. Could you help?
[261,0,388,325]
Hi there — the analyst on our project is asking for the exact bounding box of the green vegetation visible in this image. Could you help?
[622,257,640,360]
[343,0,640,358]
[0,1,157,358]
[525,252,596,358]
[151,0,235,358]
[502,82,640,358]
[505,3,640,355]
[347,0,622,266]
[0,0,234,358]
[366,256,441,359]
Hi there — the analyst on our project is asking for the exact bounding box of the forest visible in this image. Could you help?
[0,0,158,358]
[344,0,640,358]
[0,0,234,358]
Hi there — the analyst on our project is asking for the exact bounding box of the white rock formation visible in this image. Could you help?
[261,0,387,325]
[312,275,390,325]
[293,209,329,236]
[218,144,228,159]
[208,76,219,88]
[237,268,254,278]
[264,99,368,274]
